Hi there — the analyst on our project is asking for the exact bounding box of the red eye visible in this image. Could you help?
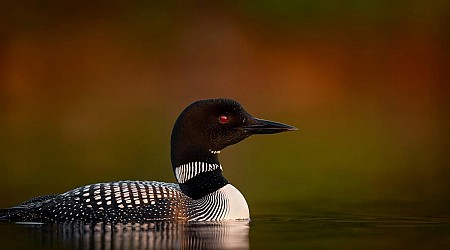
[219,115,229,124]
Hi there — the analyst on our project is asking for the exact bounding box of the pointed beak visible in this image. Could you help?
[243,117,298,134]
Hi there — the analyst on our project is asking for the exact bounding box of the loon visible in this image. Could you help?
[0,98,296,223]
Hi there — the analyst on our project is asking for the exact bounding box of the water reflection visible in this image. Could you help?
[18,221,249,250]
[2,209,449,249]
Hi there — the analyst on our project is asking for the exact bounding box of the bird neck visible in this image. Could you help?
[177,166,229,199]
[171,147,229,199]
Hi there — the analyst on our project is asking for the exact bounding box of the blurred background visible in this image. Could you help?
[0,1,449,214]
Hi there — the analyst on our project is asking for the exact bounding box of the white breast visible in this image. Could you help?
[189,184,250,221]
[220,184,250,220]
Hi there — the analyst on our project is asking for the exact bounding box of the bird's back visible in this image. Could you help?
[0,181,190,223]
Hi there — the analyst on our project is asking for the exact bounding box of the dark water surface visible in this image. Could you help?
[1,203,449,249]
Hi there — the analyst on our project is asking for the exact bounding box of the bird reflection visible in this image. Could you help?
[21,221,249,250]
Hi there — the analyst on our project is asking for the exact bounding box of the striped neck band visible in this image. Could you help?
[175,161,223,183]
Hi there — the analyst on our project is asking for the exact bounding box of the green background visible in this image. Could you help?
[0,1,449,214]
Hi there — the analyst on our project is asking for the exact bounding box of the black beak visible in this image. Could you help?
[243,117,298,134]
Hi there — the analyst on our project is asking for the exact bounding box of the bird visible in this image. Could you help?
[0,98,297,223]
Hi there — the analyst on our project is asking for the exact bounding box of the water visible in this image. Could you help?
[1,203,449,249]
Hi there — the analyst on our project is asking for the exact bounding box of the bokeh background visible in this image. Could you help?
[0,1,449,214]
